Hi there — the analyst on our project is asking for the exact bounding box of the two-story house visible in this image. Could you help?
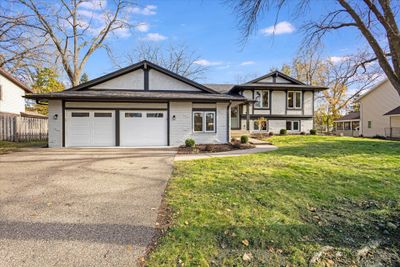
[27,61,326,147]
[0,67,32,115]
[208,71,327,135]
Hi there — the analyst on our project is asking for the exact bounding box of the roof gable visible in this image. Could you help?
[68,60,218,93]
[0,67,32,93]
[244,71,305,85]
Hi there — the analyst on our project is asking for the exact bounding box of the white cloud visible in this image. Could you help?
[328,56,350,64]
[141,33,167,41]
[128,5,157,15]
[193,59,223,66]
[260,21,295,36]
[113,27,131,38]
[80,0,107,10]
[135,22,150,32]
[240,61,255,66]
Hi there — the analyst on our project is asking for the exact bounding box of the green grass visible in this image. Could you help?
[147,136,400,266]
[0,140,47,154]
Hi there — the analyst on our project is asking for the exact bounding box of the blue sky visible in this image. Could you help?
[84,0,365,84]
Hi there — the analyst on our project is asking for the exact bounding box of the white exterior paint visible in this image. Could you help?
[48,100,63,148]
[360,80,400,136]
[120,110,167,146]
[286,110,302,115]
[65,110,116,147]
[65,102,167,109]
[169,102,228,146]
[269,120,286,133]
[0,72,26,114]
[149,69,201,91]
[303,91,313,116]
[271,91,286,115]
[91,69,144,90]
[275,76,291,83]
[258,77,273,83]
[301,119,314,133]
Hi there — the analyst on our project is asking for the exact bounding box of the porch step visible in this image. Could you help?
[248,138,272,145]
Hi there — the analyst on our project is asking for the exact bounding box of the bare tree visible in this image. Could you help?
[229,0,400,95]
[2,0,135,86]
[111,42,208,81]
[0,3,52,82]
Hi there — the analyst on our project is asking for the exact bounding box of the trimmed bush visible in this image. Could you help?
[300,131,306,135]
[240,135,249,144]
[269,132,274,136]
[310,129,317,135]
[185,138,195,147]
[280,129,287,135]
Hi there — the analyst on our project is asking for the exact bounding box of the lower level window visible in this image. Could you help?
[193,111,215,132]
[254,120,267,131]
[368,121,372,128]
[286,120,300,131]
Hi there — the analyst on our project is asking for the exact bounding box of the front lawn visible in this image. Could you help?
[0,140,47,154]
[147,136,400,266]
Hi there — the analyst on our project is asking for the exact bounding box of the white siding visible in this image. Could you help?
[169,102,228,146]
[65,102,167,109]
[301,119,314,132]
[48,100,63,148]
[149,69,201,91]
[258,77,273,83]
[303,91,313,115]
[90,69,144,90]
[269,120,286,133]
[392,117,400,127]
[253,109,270,115]
[271,91,285,115]
[0,73,26,114]
[275,76,291,83]
[360,80,400,136]
[287,110,302,115]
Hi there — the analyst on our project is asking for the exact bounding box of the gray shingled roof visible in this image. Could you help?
[384,106,400,116]
[204,84,235,94]
[335,112,360,121]
[25,90,246,101]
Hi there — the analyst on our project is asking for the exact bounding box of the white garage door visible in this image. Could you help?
[65,110,115,147]
[120,110,167,146]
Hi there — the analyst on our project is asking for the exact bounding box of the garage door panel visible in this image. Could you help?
[65,110,115,147]
[120,110,167,146]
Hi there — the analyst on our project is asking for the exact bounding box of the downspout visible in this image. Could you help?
[227,101,232,143]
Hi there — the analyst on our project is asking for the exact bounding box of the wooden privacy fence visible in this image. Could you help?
[0,114,48,141]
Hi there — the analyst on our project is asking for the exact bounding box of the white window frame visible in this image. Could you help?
[253,120,268,132]
[287,91,302,109]
[193,111,216,133]
[254,90,270,109]
[286,120,300,132]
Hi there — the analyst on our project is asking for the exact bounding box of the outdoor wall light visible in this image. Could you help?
[172,115,176,120]
[53,114,58,120]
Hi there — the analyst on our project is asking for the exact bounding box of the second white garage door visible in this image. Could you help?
[120,110,168,146]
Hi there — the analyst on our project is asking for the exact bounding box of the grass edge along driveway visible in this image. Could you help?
[147,136,400,266]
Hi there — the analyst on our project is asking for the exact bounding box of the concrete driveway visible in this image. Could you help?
[0,147,176,267]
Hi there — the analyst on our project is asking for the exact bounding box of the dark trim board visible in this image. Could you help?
[62,100,65,147]
[115,109,120,146]
[240,114,313,120]
[167,102,170,146]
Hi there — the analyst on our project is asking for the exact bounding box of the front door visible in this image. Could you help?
[231,106,240,129]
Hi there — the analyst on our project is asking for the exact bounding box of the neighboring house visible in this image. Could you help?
[0,67,32,115]
[358,79,400,138]
[334,112,360,137]
[26,61,326,148]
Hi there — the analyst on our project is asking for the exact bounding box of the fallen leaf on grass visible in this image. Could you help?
[242,239,249,246]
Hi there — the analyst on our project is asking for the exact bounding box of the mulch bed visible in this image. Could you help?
[177,143,255,154]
